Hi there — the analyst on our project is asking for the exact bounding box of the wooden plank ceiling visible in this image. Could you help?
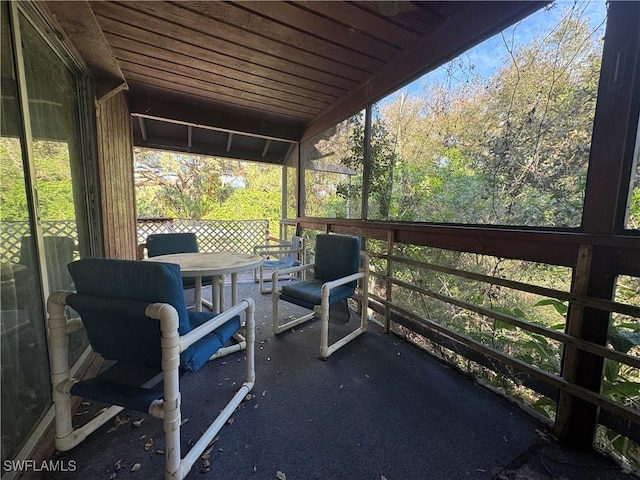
[49,1,546,164]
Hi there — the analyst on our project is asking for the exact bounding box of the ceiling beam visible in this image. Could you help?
[302,1,548,141]
[134,135,286,165]
[129,89,304,142]
[42,1,127,102]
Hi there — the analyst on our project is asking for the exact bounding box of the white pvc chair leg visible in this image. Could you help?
[149,299,256,480]
[47,292,125,452]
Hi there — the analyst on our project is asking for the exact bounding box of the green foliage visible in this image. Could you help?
[0,138,28,221]
[134,151,282,227]
[311,5,604,229]
[1,138,76,221]
[334,108,398,220]
[533,298,568,316]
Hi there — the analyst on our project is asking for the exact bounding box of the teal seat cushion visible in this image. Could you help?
[67,258,239,372]
[186,311,240,371]
[145,233,211,289]
[146,233,198,257]
[313,234,360,288]
[280,280,355,310]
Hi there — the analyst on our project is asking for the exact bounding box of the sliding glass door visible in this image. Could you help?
[1,2,95,463]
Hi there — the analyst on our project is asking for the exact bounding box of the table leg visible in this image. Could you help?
[231,272,238,305]
[219,276,225,312]
[195,276,202,312]
[213,275,220,314]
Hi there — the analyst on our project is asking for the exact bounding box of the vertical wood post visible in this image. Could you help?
[555,1,640,448]
[361,106,373,221]
[384,229,394,333]
[555,245,595,445]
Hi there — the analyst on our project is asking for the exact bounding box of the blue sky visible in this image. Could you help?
[384,0,607,101]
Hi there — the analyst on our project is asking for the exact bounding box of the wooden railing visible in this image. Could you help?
[297,217,640,449]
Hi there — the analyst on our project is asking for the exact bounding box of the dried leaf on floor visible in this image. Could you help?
[130,463,141,472]
[276,471,286,480]
[114,459,122,470]
[109,472,117,480]
[205,436,219,451]
[244,393,255,402]
[107,415,130,433]
[144,438,153,451]
[133,418,144,428]
[226,417,235,426]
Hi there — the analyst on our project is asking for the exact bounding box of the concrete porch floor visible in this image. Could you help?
[42,275,634,480]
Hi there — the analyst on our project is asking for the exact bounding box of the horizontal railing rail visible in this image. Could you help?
[297,217,640,447]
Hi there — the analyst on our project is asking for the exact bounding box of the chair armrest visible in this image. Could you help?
[253,242,292,254]
[178,299,253,352]
[272,263,313,278]
[46,291,78,388]
[322,271,366,292]
[256,246,304,257]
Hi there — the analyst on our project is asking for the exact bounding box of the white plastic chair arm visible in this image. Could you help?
[256,246,304,257]
[321,270,366,292]
[178,299,253,352]
[253,241,291,251]
[272,263,314,278]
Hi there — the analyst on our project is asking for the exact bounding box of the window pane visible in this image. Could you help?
[626,120,639,230]
[19,13,89,362]
[0,4,51,463]
[301,111,364,219]
[372,1,606,226]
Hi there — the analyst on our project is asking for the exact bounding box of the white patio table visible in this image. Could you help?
[145,252,263,313]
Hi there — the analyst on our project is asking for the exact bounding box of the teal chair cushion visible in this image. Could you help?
[146,233,199,257]
[279,234,361,310]
[145,233,210,289]
[67,258,238,372]
[313,234,360,287]
[280,280,355,310]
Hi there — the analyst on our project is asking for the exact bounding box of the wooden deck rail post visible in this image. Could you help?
[384,229,394,333]
[555,245,598,446]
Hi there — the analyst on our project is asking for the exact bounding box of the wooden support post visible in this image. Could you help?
[555,245,599,446]
[555,1,640,448]
[384,229,394,333]
[361,106,372,221]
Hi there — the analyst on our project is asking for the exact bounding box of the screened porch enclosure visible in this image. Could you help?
[1,0,638,477]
